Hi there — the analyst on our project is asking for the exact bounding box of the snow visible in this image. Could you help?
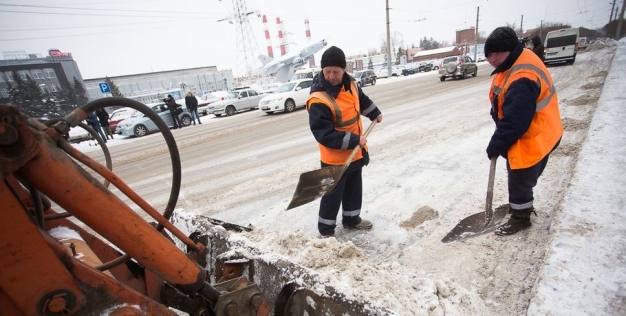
[71,40,626,314]
[527,40,626,316]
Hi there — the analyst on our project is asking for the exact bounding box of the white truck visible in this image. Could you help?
[544,28,579,65]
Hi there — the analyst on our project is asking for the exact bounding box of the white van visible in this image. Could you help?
[544,28,579,65]
[290,68,321,82]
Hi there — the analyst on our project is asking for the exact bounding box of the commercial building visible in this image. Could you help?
[84,67,234,104]
[0,49,84,104]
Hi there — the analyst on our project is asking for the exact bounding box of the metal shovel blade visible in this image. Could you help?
[285,121,377,211]
[285,166,343,210]
[441,157,509,243]
[441,204,509,243]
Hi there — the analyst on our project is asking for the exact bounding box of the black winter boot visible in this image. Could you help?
[495,208,536,236]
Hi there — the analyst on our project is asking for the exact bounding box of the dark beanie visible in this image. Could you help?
[321,46,346,69]
[484,27,519,57]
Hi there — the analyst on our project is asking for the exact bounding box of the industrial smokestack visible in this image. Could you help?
[276,17,286,56]
[305,19,316,67]
[262,15,273,58]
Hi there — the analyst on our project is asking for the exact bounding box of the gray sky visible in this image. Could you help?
[0,0,611,79]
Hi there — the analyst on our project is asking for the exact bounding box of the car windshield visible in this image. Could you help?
[226,91,240,99]
[354,71,364,78]
[110,109,136,120]
[276,82,296,93]
[443,57,458,63]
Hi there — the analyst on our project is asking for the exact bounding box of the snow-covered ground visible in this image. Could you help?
[73,40,625,315]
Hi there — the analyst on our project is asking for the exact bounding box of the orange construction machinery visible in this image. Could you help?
[0,98,388,316]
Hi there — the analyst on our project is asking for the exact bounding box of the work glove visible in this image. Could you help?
[486,146,499,160]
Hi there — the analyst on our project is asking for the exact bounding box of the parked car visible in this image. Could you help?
[353,70,377,87]
[416,63,433,72]
[258,79,313,114]
[290,68,321,81]
[206,88,263,117]
[116,102,192,137]
[67,124,91,144]
[198,91,228,116]
[401,67,415,76]
[430,59,441,70]
[375,66,402,78]
[109,107,139,133]
[438,55,477,81]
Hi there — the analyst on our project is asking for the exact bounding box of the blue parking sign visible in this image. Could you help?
[99,82,111,93]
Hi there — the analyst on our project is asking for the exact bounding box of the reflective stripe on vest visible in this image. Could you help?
[492,63,556,112]
[307,82,365,165]
[308,82,360,127]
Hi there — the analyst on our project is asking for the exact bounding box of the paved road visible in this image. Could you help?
[88,63,495,215]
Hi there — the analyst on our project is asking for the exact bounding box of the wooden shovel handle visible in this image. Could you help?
[342,120,378,168]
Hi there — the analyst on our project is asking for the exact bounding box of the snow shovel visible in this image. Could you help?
[286,121,377,210]
[441,157,509,243]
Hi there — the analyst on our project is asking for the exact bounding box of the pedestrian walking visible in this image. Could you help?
[88,111,107,143]
[96,108,114,139]
[185,91,201,125]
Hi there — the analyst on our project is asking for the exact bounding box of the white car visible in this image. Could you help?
[198,91,228,116]
[116,102,192,137]
[375,66,402,78]
[258,79,313,114]
[206,88,263,117]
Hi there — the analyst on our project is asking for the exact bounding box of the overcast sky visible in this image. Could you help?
[0,0,612,79]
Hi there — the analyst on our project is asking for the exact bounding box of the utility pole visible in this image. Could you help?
[520,15,524,34]
[616,0,626,39]
[474,6,480,61]
[386,0,392,78]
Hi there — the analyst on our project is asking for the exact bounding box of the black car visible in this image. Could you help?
[353,70,377,87]
[416,63,433,72]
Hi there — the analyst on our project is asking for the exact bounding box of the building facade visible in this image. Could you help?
[85,67,234,103]
[0,49,84,104]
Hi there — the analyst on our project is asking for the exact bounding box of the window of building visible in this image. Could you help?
[18,70,30,80]
[39,84,48,94]
[0,74,4,83]
[32,69,44,80]
[5,72,14,82]
[44,68,56,79]
[50,85,58,92]
[1,89,8,98]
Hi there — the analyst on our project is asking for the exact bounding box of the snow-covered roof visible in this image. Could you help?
[413,46,458,58]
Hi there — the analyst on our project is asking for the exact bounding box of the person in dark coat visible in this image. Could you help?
[185,91,201,125]
[306,46,383,238]
[530,35,545,62]
[484,27,562,236]
[96,108,114,139]
[88,111,107,143]
[165,94,183,129]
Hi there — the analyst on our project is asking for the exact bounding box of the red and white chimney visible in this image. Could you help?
[276,17,286,56]
[262,15,273,58]
[305,19,316,67]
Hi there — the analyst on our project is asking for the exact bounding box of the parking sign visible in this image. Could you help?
[99,82,111,93]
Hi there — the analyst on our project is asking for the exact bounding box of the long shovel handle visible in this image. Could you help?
[342,120,378,169]
[485,157,497,223]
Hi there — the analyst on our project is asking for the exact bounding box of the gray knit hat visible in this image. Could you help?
[484,27,519,57]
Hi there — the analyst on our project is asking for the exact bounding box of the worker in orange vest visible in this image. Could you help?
[306,46,383,238]
[484,26,563,236]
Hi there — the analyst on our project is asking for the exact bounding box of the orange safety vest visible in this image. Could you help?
[489,49,563,169]
[307,82,365,165]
